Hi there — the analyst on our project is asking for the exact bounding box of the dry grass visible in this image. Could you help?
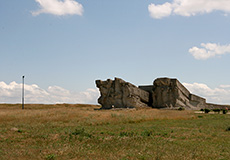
[0,104,230,160]
[0,104,195,125]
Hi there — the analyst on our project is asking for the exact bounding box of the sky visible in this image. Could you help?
[1,0,230,104]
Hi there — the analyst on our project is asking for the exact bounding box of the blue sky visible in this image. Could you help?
[1,0,230,104]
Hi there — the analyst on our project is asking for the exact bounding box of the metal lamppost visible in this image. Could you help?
[22,76,25,109]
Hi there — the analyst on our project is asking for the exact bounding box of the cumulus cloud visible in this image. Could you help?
[220,85,230,88]
[189,43,230,60]
[32,0,84,16]
[0,81,99,104]
[148,0,230,19]
[183,82,230,104]
[148,3,172,19]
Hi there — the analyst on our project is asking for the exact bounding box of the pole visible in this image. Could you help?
[22,76,25,109]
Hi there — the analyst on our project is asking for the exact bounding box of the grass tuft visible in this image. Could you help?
[71,128,92,138]
[46,154,56,160]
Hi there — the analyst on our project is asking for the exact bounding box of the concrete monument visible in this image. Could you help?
[96,77,229,110]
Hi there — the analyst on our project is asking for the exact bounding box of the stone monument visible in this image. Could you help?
[96,78,149,109]
[96,77,228,110]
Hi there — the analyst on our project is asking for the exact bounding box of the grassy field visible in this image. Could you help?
[0,104,230,160]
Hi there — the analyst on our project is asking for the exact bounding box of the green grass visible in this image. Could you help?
[0,104,230,159]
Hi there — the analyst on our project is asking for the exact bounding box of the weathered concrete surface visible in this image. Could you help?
[154,78,203,109]
[151,78,191,109]
[96,78,149,109]
[140,78,206,109]
[206,103,230,110]
[96,77,228,110]
[138,85,154,106]
[189,94,206,108]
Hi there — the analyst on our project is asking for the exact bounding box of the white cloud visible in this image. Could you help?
[220,85,230,88]
[148,3,172,19]
[183,82,230,104]
[148,0,230,19]
[0,81,99,104]
[32,0,84,16]
[189,43,230,60]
